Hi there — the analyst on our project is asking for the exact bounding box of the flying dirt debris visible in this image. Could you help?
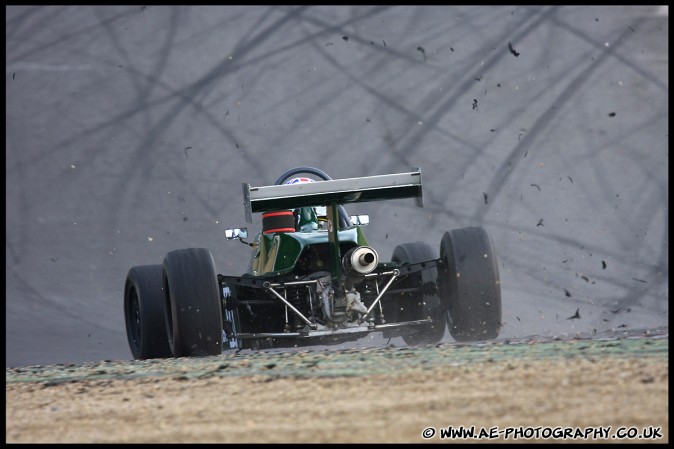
[508,41,520,57]
[417,46,427,61]
[567,308,581,320]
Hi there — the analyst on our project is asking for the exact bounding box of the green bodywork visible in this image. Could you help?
[242,169,422,282]
[249,217,369,278]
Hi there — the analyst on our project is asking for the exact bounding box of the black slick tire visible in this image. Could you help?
[390,242,446,345]
[124,265,172,359]
[163,248,223,357]
[439,227,501,341]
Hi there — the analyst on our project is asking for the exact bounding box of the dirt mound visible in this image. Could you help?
[6,333,668,443]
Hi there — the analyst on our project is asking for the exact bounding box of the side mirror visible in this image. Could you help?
[225,228,248,240]
[350,215,370,226]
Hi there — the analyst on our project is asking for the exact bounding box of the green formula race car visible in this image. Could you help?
[123,167,502,359]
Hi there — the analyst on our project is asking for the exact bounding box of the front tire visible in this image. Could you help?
[163,248,223,357]
[439,227,501,341]
[124,265,172,359]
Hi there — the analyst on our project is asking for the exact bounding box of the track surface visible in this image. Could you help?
[5,5,668,368]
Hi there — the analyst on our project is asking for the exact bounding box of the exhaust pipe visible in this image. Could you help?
[343,246,379,275]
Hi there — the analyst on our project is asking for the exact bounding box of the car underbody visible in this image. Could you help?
[219,257,443,349]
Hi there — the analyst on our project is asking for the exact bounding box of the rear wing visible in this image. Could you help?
[243,168,423,223]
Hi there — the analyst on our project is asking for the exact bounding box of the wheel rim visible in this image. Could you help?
[127,289,142,353]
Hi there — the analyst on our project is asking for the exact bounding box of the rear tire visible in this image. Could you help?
[124,265,172,359]
[163,248,223,357]
[439,227,501,341]
[388,242,445,345]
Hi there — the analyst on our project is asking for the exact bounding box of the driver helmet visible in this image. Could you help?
[284,177,327,231]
